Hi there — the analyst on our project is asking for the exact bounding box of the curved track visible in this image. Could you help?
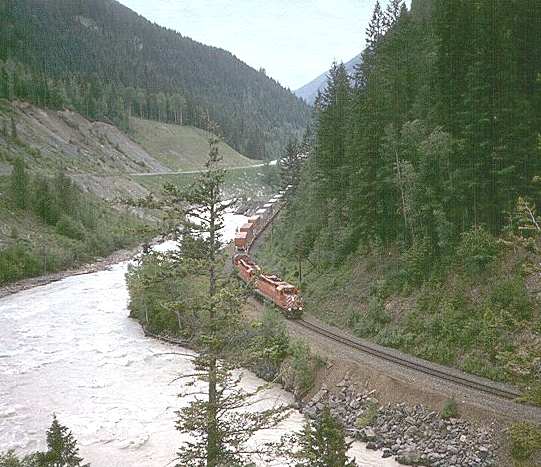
[243,197,527,404]
[295,318,522,401]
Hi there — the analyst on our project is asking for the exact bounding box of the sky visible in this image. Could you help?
[116,0,411,91]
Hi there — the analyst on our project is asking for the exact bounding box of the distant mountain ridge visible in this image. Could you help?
[294,54,362,105]
[0,0,310,159]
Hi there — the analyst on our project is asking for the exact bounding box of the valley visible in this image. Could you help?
[1,0,541,466]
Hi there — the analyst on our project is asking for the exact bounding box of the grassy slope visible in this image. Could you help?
[129,118,257,171]
[134,164,279,200]
[255,216,541,399]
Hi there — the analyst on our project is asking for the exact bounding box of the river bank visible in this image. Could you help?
[0,218,400,466]
[0,239,160,300]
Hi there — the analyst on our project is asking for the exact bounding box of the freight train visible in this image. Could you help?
[233,187,304,318]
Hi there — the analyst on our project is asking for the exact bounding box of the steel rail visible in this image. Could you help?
[295,318,522,401]
[243,196,522,402]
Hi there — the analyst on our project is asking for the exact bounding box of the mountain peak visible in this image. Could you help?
[294,54,362,105]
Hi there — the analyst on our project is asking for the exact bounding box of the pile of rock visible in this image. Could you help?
[302,378,497,466]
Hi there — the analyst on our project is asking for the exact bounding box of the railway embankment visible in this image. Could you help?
[303,379,498,467]
[247,205,541,465]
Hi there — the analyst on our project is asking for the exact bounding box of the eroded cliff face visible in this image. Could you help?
[0,100,168,199]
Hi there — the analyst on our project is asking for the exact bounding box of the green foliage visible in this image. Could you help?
[55,215,85,241]
[0,243,43,283]
[0,0,310,158]
[0,169,150,285]
[9,157,28,209]
[261,162,280,189]
[399,239,434,287]
[10,117,17,139]
[440,398,458,420]
[355,401,378,429]
[487,277,533,326]
[126,252,192,336]
[456,227,498,276]
[160,129,289,467]
[0,416,88,467]
[509,423,541,461]
[351,297,391,338]
[272,0,541,284]
[283,339,322,398]
[508,197,541,239]
[36,415,89,467]
[249,309,290,380]
[279,139,305,190]
[520,383,541,408]
[292,406,356,467]
[0,450,34,467]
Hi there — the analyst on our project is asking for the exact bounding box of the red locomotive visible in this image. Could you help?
[233,189,303,318]
[233,253,303,319]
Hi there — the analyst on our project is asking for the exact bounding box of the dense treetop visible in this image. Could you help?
[281,0,541,266]
[0,0,311,159]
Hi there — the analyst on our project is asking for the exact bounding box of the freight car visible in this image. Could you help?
[233,192,303,318]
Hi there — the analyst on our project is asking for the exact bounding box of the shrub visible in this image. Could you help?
[400,239,434,286]
[352,297,391,338]
[456,226,498,275]
[440,398,458,419]
[510,422,541,461]
[520,383,541,407]
[56,215,85,241]
[282,339,322,398]
[355,401,378,429]
[250,310,290,380]
[0,244,42,284]
[488,277,532,325]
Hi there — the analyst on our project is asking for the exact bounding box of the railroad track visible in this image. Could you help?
[295,318,523,401]
[244,196,524,403]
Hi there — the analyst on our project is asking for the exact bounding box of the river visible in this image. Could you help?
[0,213,397,466]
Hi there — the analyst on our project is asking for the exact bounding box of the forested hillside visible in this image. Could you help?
[261,0,541,399]
[0,0,310,159]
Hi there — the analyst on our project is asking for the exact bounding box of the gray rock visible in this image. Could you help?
[396,449,423,465]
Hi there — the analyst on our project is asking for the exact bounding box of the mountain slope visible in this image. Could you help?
[0,0,310,159]
[295,54,362,105]
[129,118,254,172]
[0,100,261,199]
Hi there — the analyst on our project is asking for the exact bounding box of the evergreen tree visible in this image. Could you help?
[315,62,351,196]
[35,415,89,467]
[9,157,28,209]
[32,177,58,225]
[384,0,404,29]
[355,1,386,86]
[0,450,37,467]
[280,139,303,190]
[0,0,310,159]
[365,1,386,55]
[151,123,289,466]
[291,406,356,467]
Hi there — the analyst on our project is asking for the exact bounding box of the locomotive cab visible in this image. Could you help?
[280,285,304,319]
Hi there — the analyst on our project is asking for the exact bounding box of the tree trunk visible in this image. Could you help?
[395,149,411,243]
[207,200,218,467]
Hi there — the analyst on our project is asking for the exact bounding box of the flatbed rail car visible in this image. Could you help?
[234,253,303,319]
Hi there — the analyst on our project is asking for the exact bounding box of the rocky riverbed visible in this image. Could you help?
[302,377,498,466]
